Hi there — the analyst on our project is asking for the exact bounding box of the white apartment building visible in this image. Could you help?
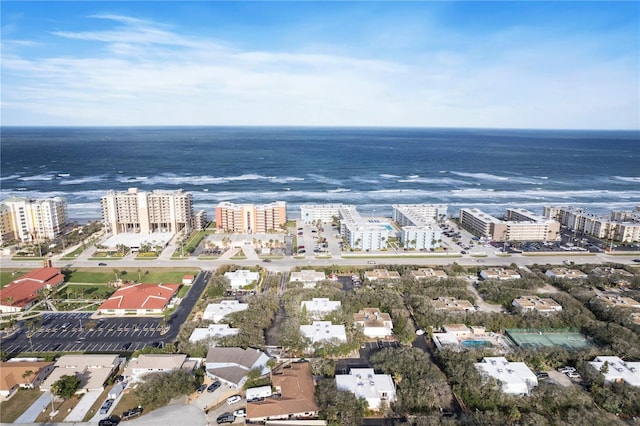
[392,204,444,250]
[300,204,350,224]
[300,298,341,319]
[0,196,68,243]
[353,308,394,338]
[101,188,193,235]
[335,368,396,410]
[512,296,563,314]
[339,206,390,251]
[215,201,287,233]
[290,270,326,288]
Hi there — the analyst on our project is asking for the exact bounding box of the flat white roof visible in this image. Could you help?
[102,231,173,249]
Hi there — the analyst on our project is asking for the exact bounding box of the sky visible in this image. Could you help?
[1,1,639,129]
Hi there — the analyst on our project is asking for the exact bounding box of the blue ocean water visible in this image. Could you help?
[1,126,639,221]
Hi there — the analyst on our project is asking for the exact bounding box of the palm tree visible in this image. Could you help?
[22,369,34,385]
[3,296,14,308]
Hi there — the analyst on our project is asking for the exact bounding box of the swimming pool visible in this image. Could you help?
[461,339,493,348]
[382,224,393,231]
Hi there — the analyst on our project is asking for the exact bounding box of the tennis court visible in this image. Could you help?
[505,328,593,350]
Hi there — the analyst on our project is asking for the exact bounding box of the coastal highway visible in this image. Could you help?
[2,251,638,272]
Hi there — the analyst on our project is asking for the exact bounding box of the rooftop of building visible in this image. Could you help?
[98,283,179,311]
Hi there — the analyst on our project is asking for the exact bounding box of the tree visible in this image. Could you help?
[51,374,81,400]
[22,369,34,384]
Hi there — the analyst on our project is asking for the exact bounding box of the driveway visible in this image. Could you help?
[64,389,102,422]
[14,390,52,423]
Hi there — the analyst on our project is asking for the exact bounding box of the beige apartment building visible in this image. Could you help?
[0,196,68,243]
[543,205,640,243]
[215,201,286,233]
[101,188,193,235]
[459,207,559,242]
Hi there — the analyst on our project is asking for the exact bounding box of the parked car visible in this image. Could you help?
[99,399,114,414]
[263,258,271,263]
[197,384,207,394]
[233,408,246,417]
[121,407,143,420]
[99,415,120,426]
[207,381,221,392]
[227,395,242,405]
[216,413,235,424]
[535,372,549,379]
[98,262,108,266]
[567,372,581,379]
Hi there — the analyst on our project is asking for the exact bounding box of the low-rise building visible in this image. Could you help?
[246,362,319,422]
[124,354,199,383]
[335,368,396,411]
[544,268,588,280]
[595,295,640,309]
[300,321,347,347]
[97,283,180,316]
[188,324,239,343]
[0,360,55,399]
[589,356,640,387]
[431,297,475,312]
[364,269,401,281]
[40,355,121,394]
[205,347,271,388]
[480,268,522,281]
[411,268,448,280]
[290,270,326,288]
[202,300,248,322]
[300,298,341,319]
[512,296,563,314]
[224,270,260,290]
[182,274,195,285]
[474,357,538,395]
[353,308,393,338]
[0,268,65,313]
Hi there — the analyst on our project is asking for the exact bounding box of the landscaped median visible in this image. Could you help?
[341,252,462,259]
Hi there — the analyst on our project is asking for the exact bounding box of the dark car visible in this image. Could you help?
[99,399,114,414]
[207,381,221,392]
[98,262,107,266]
[216,413,235,424]
[197,384,207,394]
[121,406,143,420]
[99,415,121,426]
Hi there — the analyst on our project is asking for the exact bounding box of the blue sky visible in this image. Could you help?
[1,1,638,129]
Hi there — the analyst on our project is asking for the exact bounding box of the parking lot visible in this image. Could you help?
[2,312,164,354]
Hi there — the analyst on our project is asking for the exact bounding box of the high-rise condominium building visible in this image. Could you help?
[0,197,68,244]
[543,205,639,243]
[459,208,560,242]
[215,201,287,233]
[101,188,193,235]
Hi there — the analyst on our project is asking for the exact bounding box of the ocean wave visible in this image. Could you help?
[379,174,400,179]
[450,171,509,181]
[612,176,640,183]
[0,174,21,181]
[59,176,107,185]
[18,174,55,181]
[327,188,351,193]
[306,174,343,186]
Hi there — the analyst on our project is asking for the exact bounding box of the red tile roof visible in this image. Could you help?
[0,268,64,308]
[98,283,180,311]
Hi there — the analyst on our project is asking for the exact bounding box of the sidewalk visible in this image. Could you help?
[15,391,52,424]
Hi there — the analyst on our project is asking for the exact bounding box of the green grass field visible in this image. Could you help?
[64,267,199,284]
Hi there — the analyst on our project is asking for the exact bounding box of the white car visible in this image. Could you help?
[233,408,246,417]
[227,395,242,405]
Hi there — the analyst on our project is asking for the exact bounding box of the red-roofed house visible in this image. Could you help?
[182,275,195,285]
[0,268,65,313]
[97,283,180,315]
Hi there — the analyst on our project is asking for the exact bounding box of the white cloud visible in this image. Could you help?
[1,13,638,129]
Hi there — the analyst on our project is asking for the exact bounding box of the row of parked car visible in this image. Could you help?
[558,366,581,379]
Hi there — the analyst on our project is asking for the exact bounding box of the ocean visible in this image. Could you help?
[1,126,639,221]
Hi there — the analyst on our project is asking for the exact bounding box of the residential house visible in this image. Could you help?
[364,269,401,282]
[0,361,55,399]
[224,270,260,290]
[188,324,239,343]
[480,268,522,281]
[512,296,563,314]
[40,355,121,394]
[411,268,448,280]
[205,347,271,388]
[544,268,588,280]
[246,362,319,422]
[353,308,393,338]
[300,321,347,349]
[202,300,248,322]
[124,354,198,383]
[596,295,640,309]
[290,270,326,288]
[335,368,396,410]
[475,357,538,395]
[431,297,475,312]
[300,298,341,320]
[589,356,640,387]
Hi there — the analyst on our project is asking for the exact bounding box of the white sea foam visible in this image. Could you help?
[450,171,509,181]
[0,174,21,181]
[380,174,400,179]
[612,176,640,183]
[18,174,55,181]
[327,188,351,193]
[59,176,107,185]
